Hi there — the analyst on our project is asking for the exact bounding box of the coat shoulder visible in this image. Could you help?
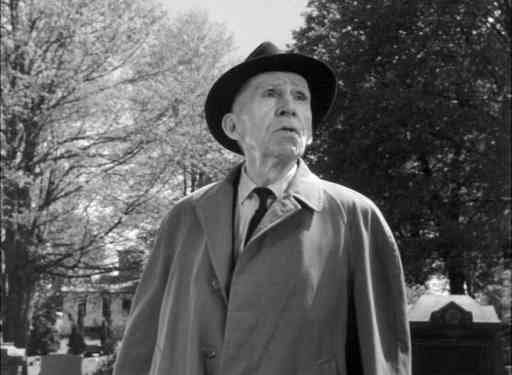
[318,178,381,217]
[178,181,220,205]
[318,179,396,244]
[160,181,221,224]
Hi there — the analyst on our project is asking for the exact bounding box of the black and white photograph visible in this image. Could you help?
[1,1,510,374]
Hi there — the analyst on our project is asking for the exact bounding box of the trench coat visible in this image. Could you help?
[114,160,411,375]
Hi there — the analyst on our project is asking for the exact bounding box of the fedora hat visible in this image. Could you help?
[205,41,337,154]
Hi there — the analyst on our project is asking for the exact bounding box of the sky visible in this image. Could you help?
[160,0,310,59]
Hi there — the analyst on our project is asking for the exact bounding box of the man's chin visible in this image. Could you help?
[267,143,305,160]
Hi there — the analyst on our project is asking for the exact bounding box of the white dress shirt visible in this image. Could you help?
[234,163,298,254]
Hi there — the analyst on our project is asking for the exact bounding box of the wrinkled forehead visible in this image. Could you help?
[232,71,310,112]
[245,71,309,91]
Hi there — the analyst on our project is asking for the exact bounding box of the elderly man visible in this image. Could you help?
[114,42,411,375]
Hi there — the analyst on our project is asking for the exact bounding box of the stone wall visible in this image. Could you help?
[502,323,511,375]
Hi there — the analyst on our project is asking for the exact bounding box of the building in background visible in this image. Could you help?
[60,250,142,340]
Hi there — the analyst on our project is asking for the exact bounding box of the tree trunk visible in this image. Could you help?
[447,258,466,295]
[4,274,34,347]
[440,217,469,295]
[3,228,37,347]
[3,247,35,348]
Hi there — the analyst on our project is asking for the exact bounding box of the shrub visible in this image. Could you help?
[68,325,86,355]
[27,312,60,355]
[93,354,116,375]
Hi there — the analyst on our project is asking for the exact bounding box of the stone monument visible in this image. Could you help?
[409,294,505,375]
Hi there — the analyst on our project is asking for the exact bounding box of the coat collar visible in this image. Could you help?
[246,160,323,245]
[209,158,324,210]
[237,162,297,205]
[286,159,323,211]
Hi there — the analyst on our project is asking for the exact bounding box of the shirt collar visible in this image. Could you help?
[197,159,326,214]
[238,162,298,205]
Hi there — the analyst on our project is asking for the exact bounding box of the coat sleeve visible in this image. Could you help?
[113,208,180,375]
[348,200,411,375]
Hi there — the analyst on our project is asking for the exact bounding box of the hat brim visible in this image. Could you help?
[205,53,337,154]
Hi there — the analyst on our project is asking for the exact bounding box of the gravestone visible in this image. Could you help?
[1,344,27,375]
[409,294,505,375]
[40,353,81,375]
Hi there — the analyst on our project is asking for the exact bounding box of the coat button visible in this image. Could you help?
[203,349,216,359]
[210,278,221,291]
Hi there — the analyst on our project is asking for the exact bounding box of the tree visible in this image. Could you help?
[1,0,161,346]
[26,296,60,355]
[125,9,239,197]
[293,0,510,296]
[83,9,238,282]
[0,0,234,346]
[67,324,86,355]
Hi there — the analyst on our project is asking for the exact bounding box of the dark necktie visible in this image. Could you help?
[245,187,274,245]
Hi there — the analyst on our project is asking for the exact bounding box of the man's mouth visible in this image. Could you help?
[277,126,299,134]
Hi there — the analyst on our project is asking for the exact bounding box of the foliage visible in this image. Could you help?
[1,0,234,346]
[293,0,510,295]
[67,325,86,355]
[93,354,116,375]
[26,308,59,355]
[125,9,240,199]
[26,281,62,355]
[101,335,116,355]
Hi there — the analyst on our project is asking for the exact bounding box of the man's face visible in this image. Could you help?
[222,71,313,160]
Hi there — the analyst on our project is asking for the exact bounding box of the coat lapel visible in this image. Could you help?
[247,197,301,246]
[194,161,325,300]
[194,166,241,303]
[246,160,324,246]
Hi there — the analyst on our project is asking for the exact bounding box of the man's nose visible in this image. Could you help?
[276,94,297,117]
[276,107,297,117]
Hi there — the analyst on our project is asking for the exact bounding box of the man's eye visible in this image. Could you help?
[295,91,309,101]
[263,89,278,97]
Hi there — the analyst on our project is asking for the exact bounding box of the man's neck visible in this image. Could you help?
[244,155,298,186]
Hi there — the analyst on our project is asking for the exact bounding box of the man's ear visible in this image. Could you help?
[306,135,313,146]
[221,113,239,141]
[305,125,313,146]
